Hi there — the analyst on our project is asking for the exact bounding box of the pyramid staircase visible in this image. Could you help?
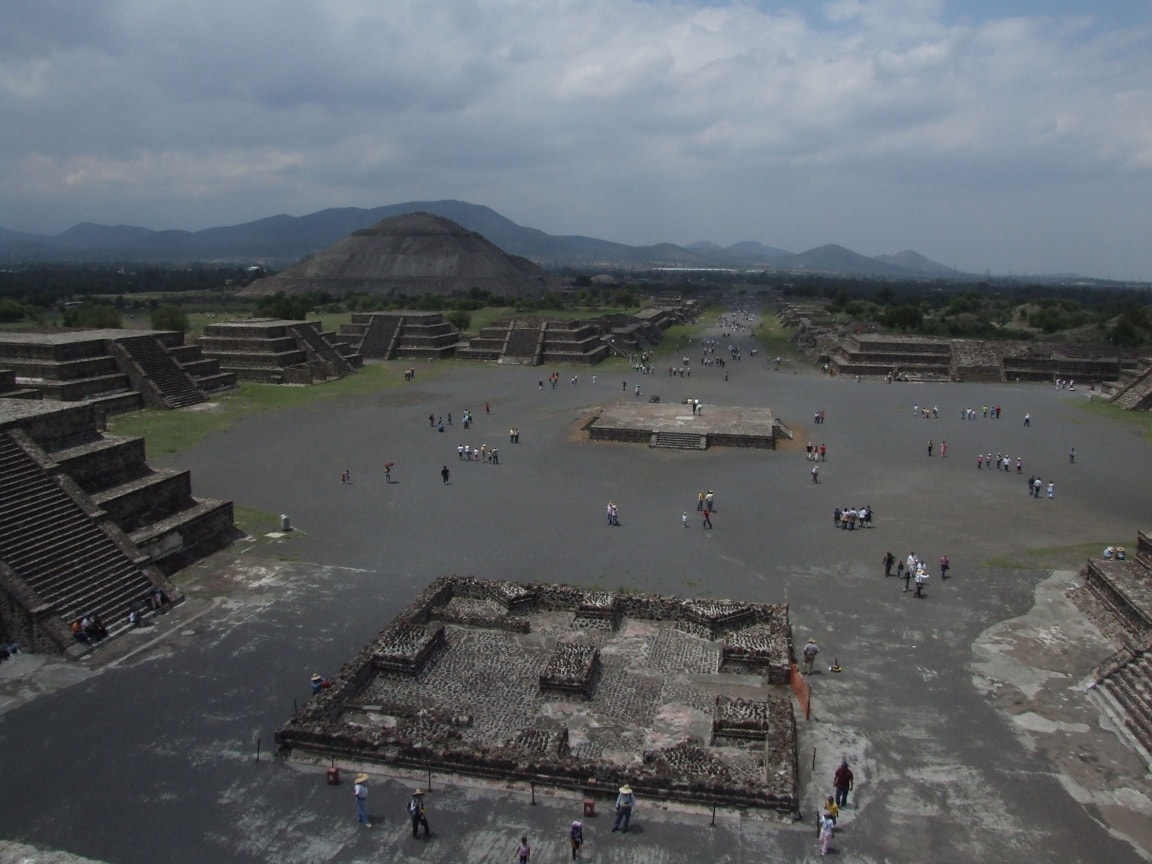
[0,430,162,655]
[650,431,707,450]
[1084,531,1152,766]
[1109,360,1152,410]
[288,322,355,377]
[1094,650,1152,760]
[112,335,206,408]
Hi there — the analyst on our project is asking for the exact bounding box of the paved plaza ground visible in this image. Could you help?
[2,310,1152,863]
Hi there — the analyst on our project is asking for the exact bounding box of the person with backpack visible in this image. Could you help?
[568,820,583,859]
[407,788,429,838]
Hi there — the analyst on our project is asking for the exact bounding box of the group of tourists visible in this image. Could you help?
[456,443,498,463]
[833,506,872,529]
[816,760,855,856]
[350,776,430,837]
[806,441,827,461]
[881,551,949,597]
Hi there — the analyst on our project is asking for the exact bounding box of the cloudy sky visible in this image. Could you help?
[2,1,1150,279]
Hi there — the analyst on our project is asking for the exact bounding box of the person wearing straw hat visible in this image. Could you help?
[801,638,820,675]
[407,788,430,838]
[611,784,635,832]
[353,773,371,827]
[309,673,331,695]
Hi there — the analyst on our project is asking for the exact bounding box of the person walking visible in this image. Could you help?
[1069,447,1076,463]
[1047,481,1055,499]
[914,566,928,598]
[407,788,430,838]
[941,440,947,458]
[927,439,933,457]
[515,835,531,863]
[801,638,819,674]
[612,784,635,832]
[569,820,583,860]
[441,465,450,484]
[819,811,835,856]
[702,508,712,529]
[940,554,950,580]
[833,759,854,808]
[901,562,911,593]
[811,464,819,484]
[682,511,688,528]
[697,490,705,511]
[882,551,895,577]
[353,773,371,828]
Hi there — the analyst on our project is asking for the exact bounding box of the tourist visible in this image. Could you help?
[941,440,947,458]
[703,508,712,529]
[927,439,933,457]
[914,565,928,598]
[310,673,331,695]
[819,810,835,856]
[833,759,854,808]
[569,820,583,860]
[447,412,452,425]
[516,835,531,863]
[612,784,635,832]
[811,464,819,484]
[1024,412,1031,426]
[408,788,430,838]
[441,465,450,484]
[1047,481,1055,499]
[897,560,906,589]
[802,638,820,675]
[1070,447,1076,463]
[353,773,371,828]
[823,795,839,827]
[820,443,826,461]
[437,417,444,433]
[697,490,705,511]
[682,511,688,528]
[428,413,434,427]
[882,551,895,577]
[940,555,950,580]
[149,588,171,611]
[705,490,715,511]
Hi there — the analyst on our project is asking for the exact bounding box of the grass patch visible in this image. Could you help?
[109,362,412,454]
[985,542,1101,571]
[232,505,286,540]
[1078,396,1152,443]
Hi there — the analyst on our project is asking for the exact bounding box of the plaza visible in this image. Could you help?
[1,308,1151,863]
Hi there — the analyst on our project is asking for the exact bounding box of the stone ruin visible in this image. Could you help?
[276,575,800,813]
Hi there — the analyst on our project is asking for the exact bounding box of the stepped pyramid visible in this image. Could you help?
[241,212,559,299]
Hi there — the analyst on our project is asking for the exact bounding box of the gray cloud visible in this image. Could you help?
[0,0,1149,278]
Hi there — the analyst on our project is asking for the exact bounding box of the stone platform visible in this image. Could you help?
[588,402,785,449]
[276,576,799,813]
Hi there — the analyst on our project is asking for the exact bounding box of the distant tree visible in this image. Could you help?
[0,298,26,323]
[255,291,315,320]
[614,288,637,308]
[574,275,592,288]
[151,304,190,332]
[62,302,121,329]
[444,309,471,332]
[884,304,923,332]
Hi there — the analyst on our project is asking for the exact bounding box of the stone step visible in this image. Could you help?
[650,431,707,450]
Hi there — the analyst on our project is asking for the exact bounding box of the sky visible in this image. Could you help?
[2,0,1151,280]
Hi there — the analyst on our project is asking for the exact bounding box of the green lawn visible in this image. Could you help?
[1078,395,1152,443]
[109,362,414,454]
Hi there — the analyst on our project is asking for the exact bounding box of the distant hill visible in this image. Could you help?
[241,212,560,298]
[0,199,964,278]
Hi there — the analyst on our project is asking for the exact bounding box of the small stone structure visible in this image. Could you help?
[0,329,235,412]
[276,576,800,813]
[198,319,362,384]
[588,403,788,450]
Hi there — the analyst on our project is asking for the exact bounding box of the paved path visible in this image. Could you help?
[2,311,1151,863]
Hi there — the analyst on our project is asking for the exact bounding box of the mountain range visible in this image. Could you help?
[0,200,963,279]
